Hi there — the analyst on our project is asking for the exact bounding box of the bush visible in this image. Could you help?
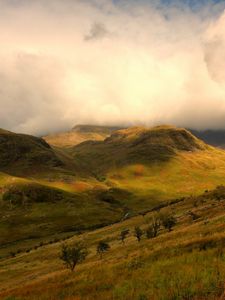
[97,241,110,258]
[146,216,160,239]
[134,226,143,242]
[10,251,16,258]
[60,242,88,272]
[160,213,177,232]
[120,229,130,243]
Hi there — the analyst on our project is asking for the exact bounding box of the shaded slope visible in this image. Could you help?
[0,129,62,174]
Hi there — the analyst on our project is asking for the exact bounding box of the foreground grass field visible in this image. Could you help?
[1,187,225,299]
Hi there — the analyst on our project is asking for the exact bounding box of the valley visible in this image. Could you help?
[2,125,225,299]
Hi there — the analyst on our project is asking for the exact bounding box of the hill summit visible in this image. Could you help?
[107,125,206,150]
[72,125,207,174]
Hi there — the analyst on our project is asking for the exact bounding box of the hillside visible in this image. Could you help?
[0,128,62,175]
[72,125,207,174]
[2,186,225,299]
[2,125,225,263]
[44,125,122,148]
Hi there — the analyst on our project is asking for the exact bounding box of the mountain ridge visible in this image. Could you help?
[72,125,208,174]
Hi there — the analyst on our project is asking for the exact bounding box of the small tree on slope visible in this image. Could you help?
[120,229,130,243]
[97,241,110,259]
[60,242,88,272]
[134,226,143,242]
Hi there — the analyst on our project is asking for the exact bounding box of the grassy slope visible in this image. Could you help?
[1,188,225,299]
[3,126,225,260]
[108,147,225,202]
[0,174,124,258]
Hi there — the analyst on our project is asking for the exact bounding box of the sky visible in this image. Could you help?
[1,0,225,135]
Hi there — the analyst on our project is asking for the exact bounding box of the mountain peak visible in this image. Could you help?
[106,125,206,151]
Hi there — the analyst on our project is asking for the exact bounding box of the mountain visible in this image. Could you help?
[2,125,225,261]
[72,125,207,174]
[71,125,225,207]
[44,124,123,148]
[0,128,62,174]
[190,129,225,148]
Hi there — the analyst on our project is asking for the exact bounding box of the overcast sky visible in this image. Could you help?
[1,0,225,135]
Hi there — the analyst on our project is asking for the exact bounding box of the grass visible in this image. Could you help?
[1,188,225,299]
[3,124,225,296]
[108,148,225,201]
[2,128,225,261]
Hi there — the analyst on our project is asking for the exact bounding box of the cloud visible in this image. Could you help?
[0,0,225,135]
[85,22,109,41]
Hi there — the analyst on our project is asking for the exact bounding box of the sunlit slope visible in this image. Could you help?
[108,148,225,201]
[2,187,225,299]
[71,125,225,202]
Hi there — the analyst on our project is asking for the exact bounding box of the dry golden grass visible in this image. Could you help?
[2,191,225,299]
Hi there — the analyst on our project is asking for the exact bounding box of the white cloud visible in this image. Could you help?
[0,0,225,134]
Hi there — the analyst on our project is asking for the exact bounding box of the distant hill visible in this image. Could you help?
[72,125,207,174]
[190,129,225,148]
[0,128,62,173]
[44,124,123,148]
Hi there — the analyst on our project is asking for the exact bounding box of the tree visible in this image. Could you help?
[120,229,130,243]
[60,242,88,272]
[134,226,143,242]
[146,216,160,239]
[97,241,110,258]
[160,213,176,232]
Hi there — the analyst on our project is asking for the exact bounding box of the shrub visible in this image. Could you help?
[188,211,200,221]
[120,229,130,243]
[10,251,16,258]
[160,213,177,232]
[146,216,160,239]
[97,241,110,259]
[60,242,88,272]
[134,226,143,242]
